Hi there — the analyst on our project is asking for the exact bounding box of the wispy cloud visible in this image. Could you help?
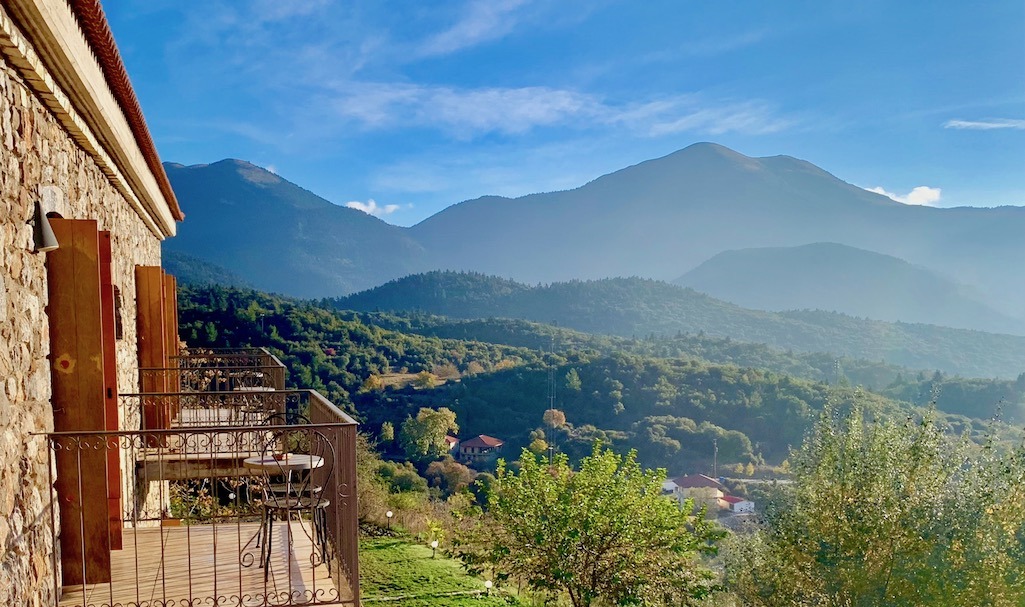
[417,0,531,57]
[866,185,942,206]
[680,29,768,57]
[327,82,595,137]
[324,82,792,139]
[943,118,1025,130]
[345,199,408,217]
[643,100,793,136]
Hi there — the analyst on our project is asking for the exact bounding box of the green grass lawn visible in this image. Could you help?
[360,537,518,607]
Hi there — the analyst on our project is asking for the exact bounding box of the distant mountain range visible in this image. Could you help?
[163,142,1025,333]
[675,243,1024,335]
[163,159,426,298]
[331,271,1025,379]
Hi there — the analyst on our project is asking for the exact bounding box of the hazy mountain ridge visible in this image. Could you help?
[163,159,431,297]
[164,143,1025,331]
[333,271,1025,379]
[676,243,1024,335]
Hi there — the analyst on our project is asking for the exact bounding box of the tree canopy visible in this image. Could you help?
[399,407,459,462]
[725,402,1025,606]
[457,444,724,606]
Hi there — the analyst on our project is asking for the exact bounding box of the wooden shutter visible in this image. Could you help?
[47,219,112,584]
[136,265,168,431]
[98,231,122,550]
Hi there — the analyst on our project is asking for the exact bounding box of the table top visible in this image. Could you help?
[243,453,323,472]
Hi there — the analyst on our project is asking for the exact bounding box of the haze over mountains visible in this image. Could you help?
[163,142,1025,337]
[676,243,1024,335]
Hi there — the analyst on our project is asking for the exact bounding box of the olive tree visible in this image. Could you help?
[399,407,458,462]
[725,401,1025,607]
[457,444,723,606]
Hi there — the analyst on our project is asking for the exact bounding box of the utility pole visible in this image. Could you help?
[713,438,718,479]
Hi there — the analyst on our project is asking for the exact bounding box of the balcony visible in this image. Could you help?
[44,350,360,607]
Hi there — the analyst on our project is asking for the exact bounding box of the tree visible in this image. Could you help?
[565,368,582,392]
[457,444,723,606]
[724,401,1025,607]
[361,374,385,392]
[413,370,439,389]
[379,421,394,444]
[543,408,567,454]
[399,407,459,462]
[425,458,476,495]
[543,408,567,429]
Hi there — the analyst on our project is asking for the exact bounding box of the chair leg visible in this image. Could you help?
[316,508,330,568]
[264,512,274,582]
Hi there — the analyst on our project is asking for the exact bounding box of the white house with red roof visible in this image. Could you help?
[720,495,755,513]
[664,473,755,514]
[459,434,505,461]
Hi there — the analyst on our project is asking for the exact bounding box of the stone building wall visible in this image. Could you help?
[0,48,163,605]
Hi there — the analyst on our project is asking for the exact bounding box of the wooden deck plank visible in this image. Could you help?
[58,522,353,607]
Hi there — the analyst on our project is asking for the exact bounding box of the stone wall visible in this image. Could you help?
[0,49,163,605]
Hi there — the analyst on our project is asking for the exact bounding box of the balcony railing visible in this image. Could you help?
[46,403,359,606]
[172,347,286,369]
[143,347,287,393]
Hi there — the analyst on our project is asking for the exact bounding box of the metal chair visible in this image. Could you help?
[255,425,334,580]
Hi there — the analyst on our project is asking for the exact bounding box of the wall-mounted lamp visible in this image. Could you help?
[30,201,59,253]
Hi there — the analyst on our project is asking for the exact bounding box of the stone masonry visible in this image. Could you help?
[0,50,162,606]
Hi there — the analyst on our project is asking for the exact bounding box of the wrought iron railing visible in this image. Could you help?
[139,365,287,393]
[121,390,316,436]
[150,347,288,392]
[44,416,359,606]
[172,347,286,371]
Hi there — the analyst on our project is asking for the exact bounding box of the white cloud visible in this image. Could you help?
[265,165,277,174]
[418,0,531,57]
[866,185,942,206]
[943,118,1025,130]
[643,100,793,136]
[344,199,407,217]
[328,83,597,137]
[325,82,792,139]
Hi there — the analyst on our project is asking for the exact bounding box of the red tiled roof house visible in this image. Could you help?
[459,434,504,461]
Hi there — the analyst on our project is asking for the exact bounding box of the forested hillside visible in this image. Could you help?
[357,312,1025,422]
[179,285,1017,474]
[332,271,1025,379]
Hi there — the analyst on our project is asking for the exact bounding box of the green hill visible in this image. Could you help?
[179,285,1017,476]
[332,271,1025,379]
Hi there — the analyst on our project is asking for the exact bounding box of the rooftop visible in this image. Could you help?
[671,474,726,490]
[460,434,504,449]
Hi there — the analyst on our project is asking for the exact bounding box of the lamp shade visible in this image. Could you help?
[33,202,59,253]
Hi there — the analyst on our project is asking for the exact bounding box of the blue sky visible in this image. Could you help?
[105,0,1024,226]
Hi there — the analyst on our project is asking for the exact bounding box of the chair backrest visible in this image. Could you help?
[258,426,335,510]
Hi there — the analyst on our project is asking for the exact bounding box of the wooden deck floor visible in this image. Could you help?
[58,522,353,607]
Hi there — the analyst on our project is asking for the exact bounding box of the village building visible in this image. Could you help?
[720,495,756,514]
[459,434,504,461]
[665,474,756,515]
[443,434,459,452]
[665,474,727,512]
